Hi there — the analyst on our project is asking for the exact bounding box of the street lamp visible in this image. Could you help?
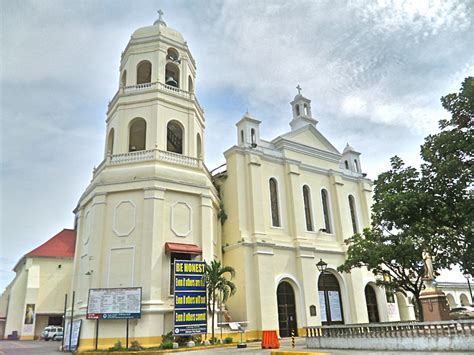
[463,272,473,303]
[316,259,328,273]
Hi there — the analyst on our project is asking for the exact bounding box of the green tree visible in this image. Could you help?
[204,260,236,342]
[338,77,474,319]
[420,77,474,274]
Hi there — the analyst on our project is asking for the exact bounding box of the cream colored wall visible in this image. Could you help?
[4,263,28,338]
[35,257,73,314]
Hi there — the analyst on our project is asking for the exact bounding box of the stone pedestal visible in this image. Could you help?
[419,280,450,321]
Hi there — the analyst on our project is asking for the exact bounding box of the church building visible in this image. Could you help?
[69,15,402,350]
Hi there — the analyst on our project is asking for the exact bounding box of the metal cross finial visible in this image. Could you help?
[157,9,164,22]
[296,84,302,95]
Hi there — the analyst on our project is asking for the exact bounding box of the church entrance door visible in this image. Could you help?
[364,284,380,322]
[277,281,298,337]
[318,273,344,325]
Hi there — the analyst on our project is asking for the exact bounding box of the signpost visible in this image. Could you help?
[174,260,207,335]
[87,287,142,349]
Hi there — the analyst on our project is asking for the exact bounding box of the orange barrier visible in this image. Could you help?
[261,330,280,349]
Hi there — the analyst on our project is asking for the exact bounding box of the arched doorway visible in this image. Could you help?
[277,281,297,337]
[364,284,380,322]
[318,273,344,325]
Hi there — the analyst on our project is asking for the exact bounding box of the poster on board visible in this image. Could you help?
[87,287,142,320]
[328,291,342,321]
[174,260,207,335]
[64,319,82,351]
[318,291,327,322]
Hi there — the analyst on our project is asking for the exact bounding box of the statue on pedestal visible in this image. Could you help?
[422,250,435,280]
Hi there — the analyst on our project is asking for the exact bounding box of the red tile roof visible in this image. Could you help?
[25,229,76,258]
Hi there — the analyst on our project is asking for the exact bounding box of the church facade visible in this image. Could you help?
[69,16,402,350]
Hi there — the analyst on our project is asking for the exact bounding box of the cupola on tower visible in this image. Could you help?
[105,10,203,159]
[70,13,220,350]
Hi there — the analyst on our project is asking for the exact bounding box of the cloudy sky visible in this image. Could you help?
[1,0,473,291]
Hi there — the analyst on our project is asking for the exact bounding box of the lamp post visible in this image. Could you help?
[463,272,473,303]
[316,258,328,273]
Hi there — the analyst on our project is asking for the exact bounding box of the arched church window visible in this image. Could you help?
[136,60,152,84]
[129,118,146,152]
[107,128,115,155]
[344,160,349,169]
[196,133,202,159]
[295,105,300,116]
[365,285,380,323]
[240,130,244,144]
[165,63,180,88]
[303,185,314,231]
[321,189,332,233]
[167,47,179,62]
[121,70,127,87]
[348,195,358,234]
[167,120,184,154]
[269,178,280,227]
[354,159,359,172]
[304,104,309,115]
[188,76,194,92]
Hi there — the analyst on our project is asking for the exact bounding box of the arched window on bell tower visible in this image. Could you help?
[129,118,147,151]
[107,128,115,155]
[196,133,202,159]
[167,120,184,154]
[121,70,127,87]
[165,63,180,88]
[188,76,194,92]
[137,60,152,84]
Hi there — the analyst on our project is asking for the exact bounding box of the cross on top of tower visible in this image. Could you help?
[154,9,167,26]
[296,85,302,95]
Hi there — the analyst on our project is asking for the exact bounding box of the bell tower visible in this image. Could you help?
[71,13,219,350]
[289,85,318,130]
[104,10,202,158]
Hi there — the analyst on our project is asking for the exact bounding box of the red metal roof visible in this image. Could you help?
[165,242,202,254]
[25,229,76,258]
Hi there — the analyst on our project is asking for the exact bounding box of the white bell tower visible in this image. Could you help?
[71,13,220,350]
[289,85,318,130]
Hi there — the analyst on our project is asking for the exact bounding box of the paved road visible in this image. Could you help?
[0,340,61,355]
[0,338,469,354]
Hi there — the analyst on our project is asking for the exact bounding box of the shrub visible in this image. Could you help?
[108,340,123,351]
[176,335,191,346]
[224,336,233,344]
[161,340,174,349]
[129,340,143,351]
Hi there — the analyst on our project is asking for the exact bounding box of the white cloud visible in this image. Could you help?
[1,0,473,290]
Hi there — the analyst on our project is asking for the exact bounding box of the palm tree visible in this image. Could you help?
[204,260,236,342]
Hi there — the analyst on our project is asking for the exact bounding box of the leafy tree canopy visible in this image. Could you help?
[338,77,474,318]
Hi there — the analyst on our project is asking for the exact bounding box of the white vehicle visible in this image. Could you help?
[41,326,63,341]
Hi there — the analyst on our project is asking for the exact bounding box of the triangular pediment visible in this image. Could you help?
[273,125,341,155]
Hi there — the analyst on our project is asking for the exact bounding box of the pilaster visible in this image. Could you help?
[246,154,266,238]
[284,163,305,239]
[295,247,318,326]
[89,193,107,290]
[201,194,214,261]
[329,174,345,243]
[141,187,165,301]
[252,243,278,330]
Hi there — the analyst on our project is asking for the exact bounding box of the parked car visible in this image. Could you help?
[41,326,63,341]
[449,306,474,319]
